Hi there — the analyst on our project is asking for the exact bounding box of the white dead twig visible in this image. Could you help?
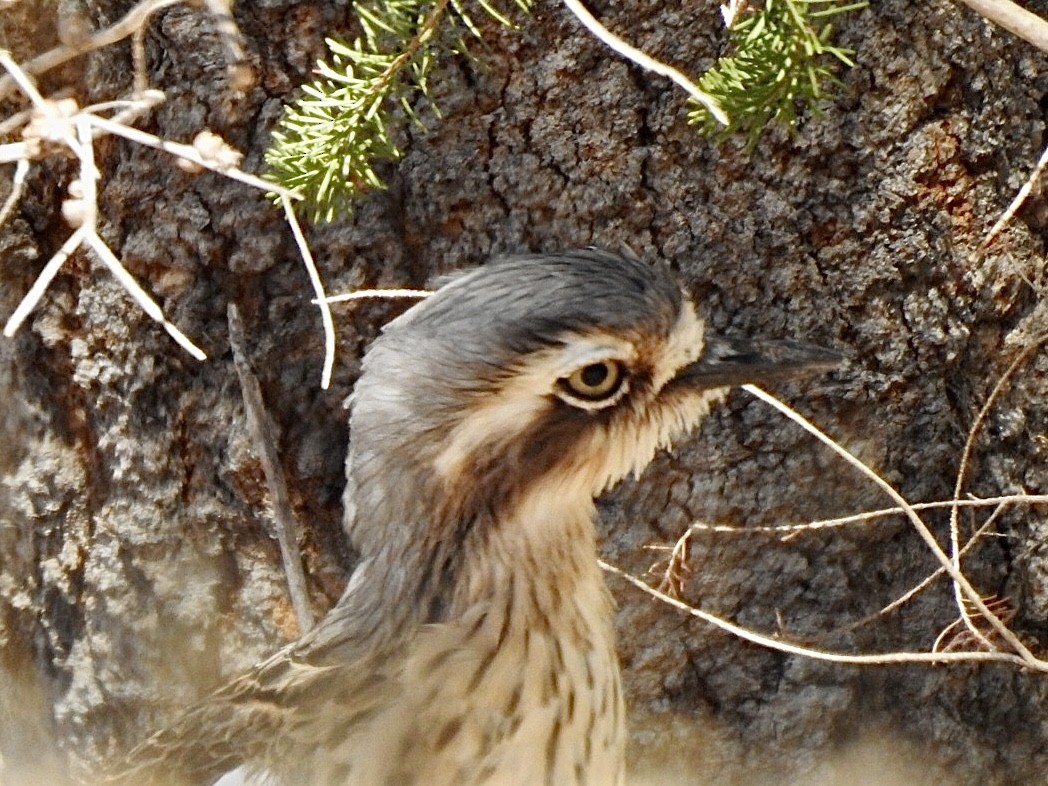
[844,497,1014,630]
[0,46,337,382]
[281,194,336,390]
[202,0,255,91]
[599,559,1035,669]
[644,339,1048,669]
[0,0,252,101]
[316,288,432,304]
[0,159,29,227]
[560,0,728,125]
[946,334,1048,647]
[741,383,1047,671]
[976,140,1048,256]
[624,384,1048,673]
[87,115,291,197]
[662,493,1045,635]
[954,0,1048,56]
[674,493,1048,537]
[0,52,208,358]
[720,0,746,28]
[0,0,184,101]
[612,400,1048,671]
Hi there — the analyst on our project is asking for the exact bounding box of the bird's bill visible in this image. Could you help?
[675,335,842,390]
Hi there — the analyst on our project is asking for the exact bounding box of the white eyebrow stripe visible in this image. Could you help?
[550,341,635,378]
[651,299,705,391]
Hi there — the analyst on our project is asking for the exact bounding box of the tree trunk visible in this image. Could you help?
[3,0,1048,784]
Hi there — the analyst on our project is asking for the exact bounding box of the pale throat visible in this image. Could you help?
[391,485,625,786]
[449,474,612,613]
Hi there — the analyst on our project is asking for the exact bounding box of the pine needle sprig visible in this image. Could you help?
[265,0,531,223]
[689,0,866,149]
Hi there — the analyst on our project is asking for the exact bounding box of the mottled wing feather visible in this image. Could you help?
[100,643,397,786]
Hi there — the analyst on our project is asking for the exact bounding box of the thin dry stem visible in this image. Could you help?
[933,595,1017,653]
[720,0,746,27]
[976,139,1048,256]
[0,142,31,163]
[86,114,298,199]
[947,334,1048,646]
[654,527,693,597]
[203,0,248,66]
[0,64,207,359]
[282,195,336,390]
[0,0,184,101]
[741,384,1048,671]
[228,303,315,633]
[131,13,151,95]
[844,499,1014,631]
[600,559,1035,669]
[560,0,728,124]
[3,227,86,337]
[0,159,29,229]
[679,494,1048,537]
[74,114,206,359]
[318,288,433,304]
[1,41,315,370]
[954,0,1048,55]
[83,231,207,359]
[0,48,48,106]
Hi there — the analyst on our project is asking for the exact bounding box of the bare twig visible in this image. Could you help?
[4,228,87,337]
[947,334,1048,646]
[720,0,746,28]
[281,195,336,390]
[0,69,207,358]
[560,0,728,125]
[203,0,246,62]
[82,230,207,359]
[600,559,1036,669]
[0,159,29,229]
[653,527,693,597]
[0,0,184,101]
[976,140,1048,256]
[0,47,48,105]
[844,498,1014,630]
[0,45,316,371]
[317,288,432,304]
[953,0,1048,55]
[677,494,1048,537]
[933,594,1016,653]
[741,384,1048,671]
[76,114,206,358]
[0,142,32,164]
[131,10,152,95]
[228,303,315,633]
[86,114,298,199]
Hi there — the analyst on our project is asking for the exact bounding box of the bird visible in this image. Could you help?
[101,248,838,786]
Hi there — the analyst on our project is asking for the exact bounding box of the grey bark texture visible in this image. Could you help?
[3,0,1048,784]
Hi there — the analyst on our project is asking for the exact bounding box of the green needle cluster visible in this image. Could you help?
[265,0,530,223]
[690,0,866,149]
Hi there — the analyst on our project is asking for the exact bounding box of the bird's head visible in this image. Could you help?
[345,249,837,564]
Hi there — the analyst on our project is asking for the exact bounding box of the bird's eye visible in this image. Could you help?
[560,360,626,402]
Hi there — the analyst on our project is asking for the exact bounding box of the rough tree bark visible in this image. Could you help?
[3,0,1048,784]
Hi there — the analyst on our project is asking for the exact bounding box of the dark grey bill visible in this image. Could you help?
[674,336,843,390]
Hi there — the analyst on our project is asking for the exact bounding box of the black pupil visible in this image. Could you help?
[581,363,610,388]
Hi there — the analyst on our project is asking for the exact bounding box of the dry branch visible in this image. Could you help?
[228,303,315,633]
[955,0,1048,55]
